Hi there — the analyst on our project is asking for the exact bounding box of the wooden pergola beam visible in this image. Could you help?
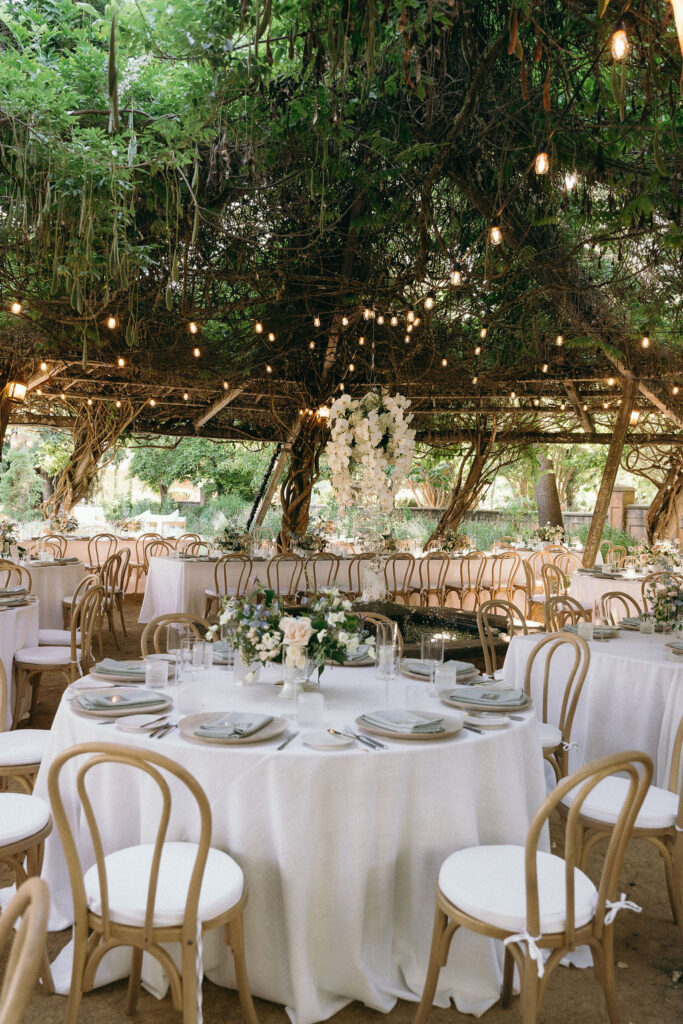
[193,387,245,431]
[563,381,594,433]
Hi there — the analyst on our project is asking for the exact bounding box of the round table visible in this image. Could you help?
[569,570,646,614]
[27,560,86,628]
[503,630,683,786]
[0,600,40,728]
[33,663,545,1023]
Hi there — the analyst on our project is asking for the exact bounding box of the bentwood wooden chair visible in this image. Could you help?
[491,535,516,551]
[0,877,52,1024]
[37,533,67,557]
[559,716,683,941]
[413,751,652,1024]
[541,562,568,601]
[146,539,173,560]
[48,742,259,1024]
[521,560,545,623]
[60,573,99,632]
[482,551,522,604]
[554,550,583,576]
[410,551,450,607]
[129,532,164,594]
[174,533,202,553]
[304,553,340,596]
[86,533,118,573]
[266,554,305,605]
[444,551,486,610]
[358,612,404,657]
[13,585,103,729]
[383,553,415,604]
[186,540,212,556]
[0,660,49,794]
[600,590,643,625]
[476,599,528,678]
[346,553,376,600]
[544,595,590,632]
[99,550,129,648]
[523,632,590,781]
[0,561,31,592]
[641,571,683,614]
[140,613,211,656]
[203,555,253,618]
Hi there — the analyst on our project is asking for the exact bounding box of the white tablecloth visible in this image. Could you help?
[569,571,645,613]
[34,664,545,1023]
[503,631,683,786]
[27,562,85,629]
[0,601,40,728]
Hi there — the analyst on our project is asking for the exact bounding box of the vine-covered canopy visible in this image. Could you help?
[0,0,681,448]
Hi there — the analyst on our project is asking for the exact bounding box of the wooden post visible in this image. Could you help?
[582,380,636,567]
[252,415,302,529]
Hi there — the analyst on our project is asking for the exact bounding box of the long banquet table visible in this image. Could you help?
[33,663,546,1023]
[27,560,85,628]
[569,570,646,613]
[502,629,683,786]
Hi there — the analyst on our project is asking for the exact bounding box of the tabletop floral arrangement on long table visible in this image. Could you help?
[646,575,683,625]
[209,584,373,696]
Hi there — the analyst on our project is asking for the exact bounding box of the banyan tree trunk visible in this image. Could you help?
[534,454,563,528]
[42,400,141,519]
[278,419,326,551]
[646,464,683,543]
[426,433,497,546]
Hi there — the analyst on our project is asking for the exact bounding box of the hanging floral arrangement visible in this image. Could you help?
[326,391,416,512]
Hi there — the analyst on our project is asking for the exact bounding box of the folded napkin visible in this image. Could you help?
[564,623,616,637]
[95,658,146,677]
[448,687,527,706]
[667,639,683,651]
[77,689,167,710]
[345,644,371,663]
[0,595,28,606]
[194,713,272,739]
[359,710,445,734]
[0,586,27,597]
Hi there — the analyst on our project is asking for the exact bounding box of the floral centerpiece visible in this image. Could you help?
[532,522,565,545]
[0,519,17,555]
[48,510,78,534]
[438,529,469,553]
[215,523,253,554]
[209,585,372,693]
[380,531,398,554]
[327,390,416,513]
[290,523,326,554]
[636,540,681,570]
[646,576,683,624]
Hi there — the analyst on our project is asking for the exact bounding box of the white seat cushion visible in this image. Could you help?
[560,775,678,830]
[439,845,596,935]
[0,730,49,766]
[0,793,50,845]
[38,629,80,646]
[62,595,74,606]
[15,647,72,666]
[83,842,244,927]
[539,722,562,750]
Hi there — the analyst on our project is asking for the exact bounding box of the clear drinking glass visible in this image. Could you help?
[180,636,196,677]
[421,635,445,695]
[145,659,169,689]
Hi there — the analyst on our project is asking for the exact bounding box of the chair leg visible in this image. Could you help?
[413,905,452,1024]
[227,912,259,1024]
[501,946,514,1008]
[519,954,540,1024]
[594,928,621,1024]
[125,948,143,1015]
[28,671,44,725]
[65,923,88,1024]
[180,937,199,1024]
[117,595,128,638]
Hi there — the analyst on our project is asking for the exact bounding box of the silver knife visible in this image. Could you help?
[277,731,298,750]
[462,723,485,735]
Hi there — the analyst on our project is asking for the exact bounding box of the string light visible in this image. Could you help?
[390,315,398,327]
[510,390,516,399]
[489,222,502,245]
[189,321,199,334]
[406,324,413,333]
[451,264,462,286]
[339,382,344,391]
[309,340,315,349]
[266,364,272,374]
[359,336,365,345]
[582,403,588,411]
[117,356,125,367]
[363,307,372,320]
[413,316,421,327]
[630,409,640,425]
[348,362,355,372]
[424,293,435,311]
[542,363,549,373]
[40,361,47,372]
[617,398,622,406]
[116,399,121,408]
[268,332,275,342]
[556,333,564,346]
[533,398,540,407]
[36,388,42,396]
[87,398,93,406]
[183,392,189,400]
[479,326,488,339]
[377,314,385,325]
[255,322,263,333]
[149,398,156,406]
[641,331,650,348]
[474,346,482,356]
[602,401,609,409]
[10,301,22,314]
[472,376,478,384]
[534,145,550,175]
[607,377,615,386]
[193,347,201,358]
[560,402,566,411]
[674,385,680,396]
[404,335,410,344]
[341,316,349,326]
[106,315,117,330]
[407,310,415,323]
[610,21,629,61]
[317,404,330,419]
[441,358,448,367]
[564,171,578,191]
[60,392,65,400]
[313,316,320,327]
[223,381,229,390]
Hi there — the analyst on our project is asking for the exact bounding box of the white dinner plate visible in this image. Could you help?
[463,712,510,729]
[178,713,288,745]
[302,730,353,751]
[72,688,173,718]
[115,713,171,733]
[355,711,463,741]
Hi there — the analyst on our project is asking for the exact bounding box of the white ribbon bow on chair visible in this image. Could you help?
[503,931,545,977]
[604,893,642,925]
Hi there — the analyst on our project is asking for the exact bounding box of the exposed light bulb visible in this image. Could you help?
[404,335,410,344]
[607,377,615,386]
[183,392,189,400]
[309,340,315,349]
[341,316,349,326]
[255,322,263,333]
[407,310,415,323]
[223,381,229,390]
[60,392,65,400]
[193,347,201,358]
[390,315,398,326]
[564,171,578,191]
[36,388,42,396]
[406,324,413,334]
[106,315,117,330]
[510,391,516,399]
[641,332,650,348]
[474,346,481,356]
[441,358,448,367]
[479,327,488,339]
[339,382,344,391]
[533,398,540,407]
[630,409,640,425]
[542,363,548,373]
[348,362,355,372]
[268,332,275,342]
[359,337,365,346]
[116,400,121,408]
[363,308,372,320]
[117,356,125,367]
[673,385,680,396]
[610,23,629,61]
[149,398,156,406]
[451,264,462,286]
[377,314,385,325]
[556,333,564,346]
[314,316,320,327]
[424,294,434,311]
[10,301,22,314]
[266,364,272,374]
[40,361,47,372]
[489,224,502,245]
[534,147,550,175]
[189,321,199,334]
[87,398,93,406]
[603,402,609,409]
[413,316,421,327]
[560,402,566,411]
[472,376,478,384]
[582,403,588,411]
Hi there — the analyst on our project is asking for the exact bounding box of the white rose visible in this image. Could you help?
[279,615,315,647]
